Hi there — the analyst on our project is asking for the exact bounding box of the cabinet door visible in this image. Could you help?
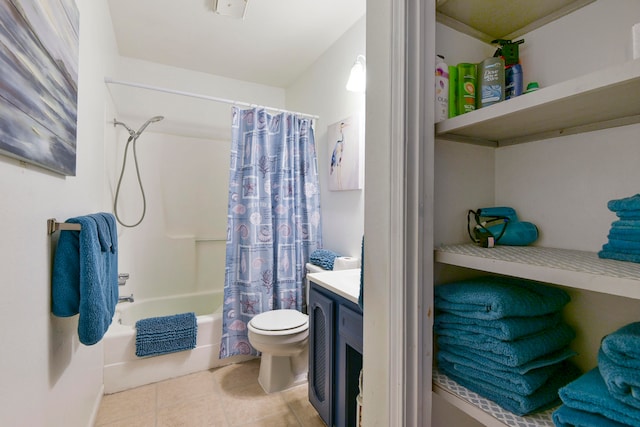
[336,304,363,427]
[309,286,334,426]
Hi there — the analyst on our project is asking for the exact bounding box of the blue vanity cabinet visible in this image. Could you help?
[309,281,363,427]
[309,285,334,425]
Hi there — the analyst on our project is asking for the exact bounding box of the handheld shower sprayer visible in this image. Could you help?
[112,115,165,227]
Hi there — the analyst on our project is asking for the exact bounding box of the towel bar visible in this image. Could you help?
[47,218,81,235]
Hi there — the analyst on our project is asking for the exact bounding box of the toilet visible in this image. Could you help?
[247,262,326,393]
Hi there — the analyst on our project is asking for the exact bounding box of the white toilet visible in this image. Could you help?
[247,263,326,393]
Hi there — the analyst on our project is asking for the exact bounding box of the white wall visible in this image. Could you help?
[286,17,366,258]
[0,1,119,425]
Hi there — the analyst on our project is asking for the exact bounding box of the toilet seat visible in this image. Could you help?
[249,309,308,335]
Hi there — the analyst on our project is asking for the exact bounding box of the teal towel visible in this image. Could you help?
[598,249,640,264]
[604,240,640,251]
[599,349,640,410]
[440,360,581,416]
[135,312,197,357]
[437,322,576,367]
[608,194,640,212]
[559,368,640,426]
[553,404,631,427]
[616,210,640,220]
[435,311,561,341]
[52,213,118,345]
[437,350,562,395]
[309,249,341,270]
[441,344,577,375]
[435,276,570,320]
[601,322,640,368]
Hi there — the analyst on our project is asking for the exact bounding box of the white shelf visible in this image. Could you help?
[433,369,556,427]
[435,59,640,146]
[435,244,640,300]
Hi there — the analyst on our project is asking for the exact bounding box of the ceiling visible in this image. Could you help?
[108,0,366,88]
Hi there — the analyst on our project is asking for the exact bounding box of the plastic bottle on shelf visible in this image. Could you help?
[435,55,449,123]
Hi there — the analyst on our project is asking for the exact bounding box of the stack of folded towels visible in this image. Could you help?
[599,194,640,263]
[435,276,581,416]
[554,322,640,427]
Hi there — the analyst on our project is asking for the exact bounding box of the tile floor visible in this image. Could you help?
[95,359,326,427]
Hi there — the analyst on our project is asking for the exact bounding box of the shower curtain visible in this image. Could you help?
[220,107,322,358]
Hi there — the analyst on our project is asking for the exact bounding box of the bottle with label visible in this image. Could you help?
[492,39,525,100]
[457,63,477,115]
[434,55,449,123]
[448,65,458,118]
[478,57,504,108]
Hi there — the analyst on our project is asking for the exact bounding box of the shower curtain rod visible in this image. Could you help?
[104,77,320,120]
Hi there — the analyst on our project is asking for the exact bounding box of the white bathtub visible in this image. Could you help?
[103,290,252,394]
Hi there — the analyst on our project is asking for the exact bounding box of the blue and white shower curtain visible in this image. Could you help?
[220,107,322,358]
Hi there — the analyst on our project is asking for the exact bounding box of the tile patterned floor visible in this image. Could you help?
[95,359,326,427]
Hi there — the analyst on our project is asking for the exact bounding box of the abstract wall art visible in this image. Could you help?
[0,0,79,175]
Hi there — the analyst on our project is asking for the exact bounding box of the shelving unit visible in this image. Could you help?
[435,58,640,146]
[435,244,640,300]
[429,2,640,426]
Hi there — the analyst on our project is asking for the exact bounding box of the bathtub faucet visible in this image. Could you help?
[118,294,134,303]
[118,273,130,286]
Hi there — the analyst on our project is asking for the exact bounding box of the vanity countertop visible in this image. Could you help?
[307,269,361,305]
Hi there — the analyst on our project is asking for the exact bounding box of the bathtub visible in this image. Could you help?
[103,290,252,394]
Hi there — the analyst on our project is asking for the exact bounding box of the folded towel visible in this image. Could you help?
[598,349,640,410]
[598,249,640,264]
[52,213,118,345]
[135,312,197,357]
[309,249,341,270]
[559,368,640,426]
[440,343,577,374]
[553,404,632,427]
[437,322,576,367]
[601,322,640,368]
[616,210,640,220]
[440,360,581,415]
[608,194,640,212]
[435,311,561,341]
[605,239,640,251]
[437,350,562,395]
[435,276,570,320]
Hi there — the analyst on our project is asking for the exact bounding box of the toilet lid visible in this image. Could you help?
[250,309,308,332]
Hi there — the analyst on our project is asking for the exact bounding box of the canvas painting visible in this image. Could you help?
[327,114,363,191]
[0,0,80,176]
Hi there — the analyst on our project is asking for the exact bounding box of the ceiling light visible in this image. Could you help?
[213,0,248,19]
[346,55,366,93]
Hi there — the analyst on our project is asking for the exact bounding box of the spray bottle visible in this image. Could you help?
[434,55,449,122]
[492,39,524,100]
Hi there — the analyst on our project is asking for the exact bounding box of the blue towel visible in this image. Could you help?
[52,213,118,345]
[309,249,341,270]
[135,312,197,357]
[553,404,632,427]
[441,343,577,375]
[617,210,640,220]
[598,249,640,264]
[435,276,570,320]
[559,368,640,426]
[439,360,581,415]
[604,239,640,251]
[437,350,562,395]
[608,194,640,212]
[599,349,640,410]
[601,322,640,368]
[435,311,561,341]
[437,322,576,367]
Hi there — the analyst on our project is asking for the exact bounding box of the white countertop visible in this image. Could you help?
[307,269,362,305]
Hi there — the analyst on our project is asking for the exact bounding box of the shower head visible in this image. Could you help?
[113,116,164,139]
[135,115,164,136]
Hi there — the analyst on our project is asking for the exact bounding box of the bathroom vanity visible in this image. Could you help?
[307,269,363,427]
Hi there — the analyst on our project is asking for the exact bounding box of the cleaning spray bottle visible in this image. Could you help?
[492,39,524,100]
